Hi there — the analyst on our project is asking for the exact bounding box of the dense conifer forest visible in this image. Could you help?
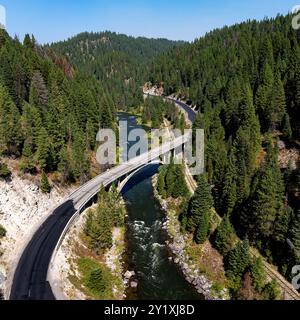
[149,14,300,284]
[0,30,182,184]
[0,29,118,183]
[1,12,300,296]
[49,31,185,110]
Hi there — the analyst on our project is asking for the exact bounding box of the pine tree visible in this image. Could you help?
[262,280,280,300]
[45,85,67,159]
[171,165,189,198]
[233,129,251,204]
[297,158,300,186]
[221,151,237,215]
[291,210,300,256]
[205,109,227,187]
[187,175,213,242]
[100,94,114,129]
[87,267,106,295]
[282,113,292,139]
[40,172,51,193]
[268,72,286,131]
[241,140,285,240]
[258,37,274,71]
[58,146,71,183]
[0,161,11,179]
[165,161,176,197]
[20,141,36,173]
[71,128,89,184]
[157,165,167,198]
[230,84,261,206]
[273,205,291,244]
[20,103,42,149]
[84,194,113,254]
[86,118,96,151]
[97,206,113,251]
[227,239,250,281]
[22,141,32,158]
[0,83,22,154]
[23,34,34,49]
[224,77,242,133]
[255,63,274,132]
[250,257,266,293]
[195,210,211,244]
[29,71,49,109]
[295,62,300,109]
[215,215,235,256]
[35,127,50,170]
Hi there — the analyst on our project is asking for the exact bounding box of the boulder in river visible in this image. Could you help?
[130,281,138,288]
[124,271,135,279]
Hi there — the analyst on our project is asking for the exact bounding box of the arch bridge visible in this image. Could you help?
[9,132,190,300]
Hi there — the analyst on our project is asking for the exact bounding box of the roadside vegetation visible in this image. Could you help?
[0,30,181,186]
[157,162,189,199]
[150,14,300,290]
[157,164,281,300]
[142,96,186,131]
[0,161,11,179]
[1,11,300,300]
[67,187,126,300]
[69,257,115,300]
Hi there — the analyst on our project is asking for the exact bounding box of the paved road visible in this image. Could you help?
[10,131,191,300]
[145,93,197,123]
[171,96,300,300]
[10,201,76,300]
[169,98,197,123]
[12,94,298,301]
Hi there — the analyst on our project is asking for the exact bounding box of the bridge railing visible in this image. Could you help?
[47,132,191,299]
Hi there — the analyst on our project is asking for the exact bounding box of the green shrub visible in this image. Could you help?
[262,280,281,300]
[250,257,267,293]
[0,224,7,238]
[0,162,11,179]
[84,188,125,254]
[40,172,51,193]
[215,215,235,256]
[20,159,36,174]
[86,268,106,296]
[77,258,112,298]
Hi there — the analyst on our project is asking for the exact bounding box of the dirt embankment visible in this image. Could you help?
[0,160,75,299]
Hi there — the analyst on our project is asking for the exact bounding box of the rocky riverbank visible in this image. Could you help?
[152,176,229,300]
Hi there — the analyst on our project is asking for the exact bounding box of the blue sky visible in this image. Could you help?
[0,0,297,43]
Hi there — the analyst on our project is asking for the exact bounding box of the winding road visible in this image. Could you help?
[10,96,299,300]
[9,122,192,300]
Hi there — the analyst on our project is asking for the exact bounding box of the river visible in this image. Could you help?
[118,112,201,300]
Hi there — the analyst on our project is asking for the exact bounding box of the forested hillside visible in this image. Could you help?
[149,14,300,281]
[0,30,184,186]
[0,30,116,184]
[49,31,185,109]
